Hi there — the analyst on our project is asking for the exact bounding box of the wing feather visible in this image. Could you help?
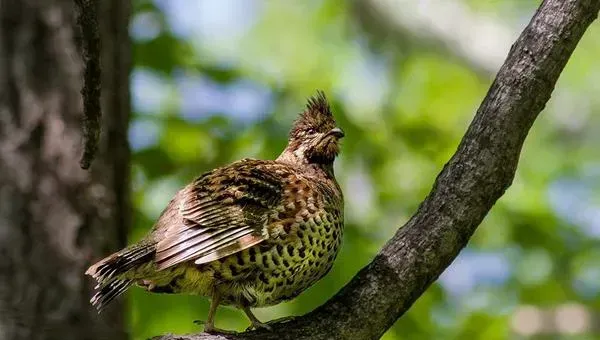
[153,160,285,270]
[157,224,247,261]
[194,233,264,265]
[156,227,256,270]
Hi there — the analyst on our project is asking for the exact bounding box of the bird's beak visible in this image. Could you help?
[328,127,345,138]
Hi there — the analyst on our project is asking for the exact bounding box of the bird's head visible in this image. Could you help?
[278,91,344,167]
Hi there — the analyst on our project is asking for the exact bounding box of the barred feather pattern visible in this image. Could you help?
[153,159,285,270]
[90,279,134,312]
[85,244,155,311]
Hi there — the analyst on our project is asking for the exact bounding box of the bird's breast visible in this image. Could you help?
[211,198,344,307]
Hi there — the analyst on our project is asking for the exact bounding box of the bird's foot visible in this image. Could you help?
[245,320,272,331]
[194,320,238,335]
[245,316,296,331]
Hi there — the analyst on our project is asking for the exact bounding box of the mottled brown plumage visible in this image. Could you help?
[85,91,345,332]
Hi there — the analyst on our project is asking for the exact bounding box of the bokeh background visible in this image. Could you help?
[125,0,600,339]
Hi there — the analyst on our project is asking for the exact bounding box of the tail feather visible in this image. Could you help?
[91,279,134,312]
[86,243,155,311]
[88,245,154,282]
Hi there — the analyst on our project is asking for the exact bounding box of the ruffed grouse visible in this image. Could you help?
[86,91,345,332]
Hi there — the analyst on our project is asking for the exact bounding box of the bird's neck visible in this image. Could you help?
[276,148,336,178]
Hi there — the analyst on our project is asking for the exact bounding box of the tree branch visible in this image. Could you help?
[74,0,102,169]
[153,1,600,339]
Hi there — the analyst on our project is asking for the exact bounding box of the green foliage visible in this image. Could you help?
[127,1,600,338]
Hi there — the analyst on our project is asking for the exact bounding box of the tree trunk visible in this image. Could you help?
[0,1,131,339]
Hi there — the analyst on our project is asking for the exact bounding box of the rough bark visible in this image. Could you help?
[0,0,131,339]
[154,0,600,339]
[74,0,102,169]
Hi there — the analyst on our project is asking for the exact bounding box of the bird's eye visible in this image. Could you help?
[306,128,316,135]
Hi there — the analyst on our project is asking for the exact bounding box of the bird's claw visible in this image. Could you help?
[245,316,296,331]
[245,321,272,331]
[194,320,238,335]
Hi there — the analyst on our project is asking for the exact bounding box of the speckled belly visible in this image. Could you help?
[204,208,343,307]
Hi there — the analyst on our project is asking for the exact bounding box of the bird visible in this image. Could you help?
[85,90,345,333]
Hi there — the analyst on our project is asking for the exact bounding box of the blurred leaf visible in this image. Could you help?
[127,0,600,338]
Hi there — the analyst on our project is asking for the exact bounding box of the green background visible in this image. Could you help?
[125,1,600,338]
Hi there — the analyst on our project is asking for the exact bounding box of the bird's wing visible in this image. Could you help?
[154,160,286,270]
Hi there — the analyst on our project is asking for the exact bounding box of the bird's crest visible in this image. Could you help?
[305,90,332,119]
[290,90,336,139]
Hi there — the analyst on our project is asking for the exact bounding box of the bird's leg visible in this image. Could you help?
[195,290,237,334]
[243,307,272,331]
[204,292,220,333]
